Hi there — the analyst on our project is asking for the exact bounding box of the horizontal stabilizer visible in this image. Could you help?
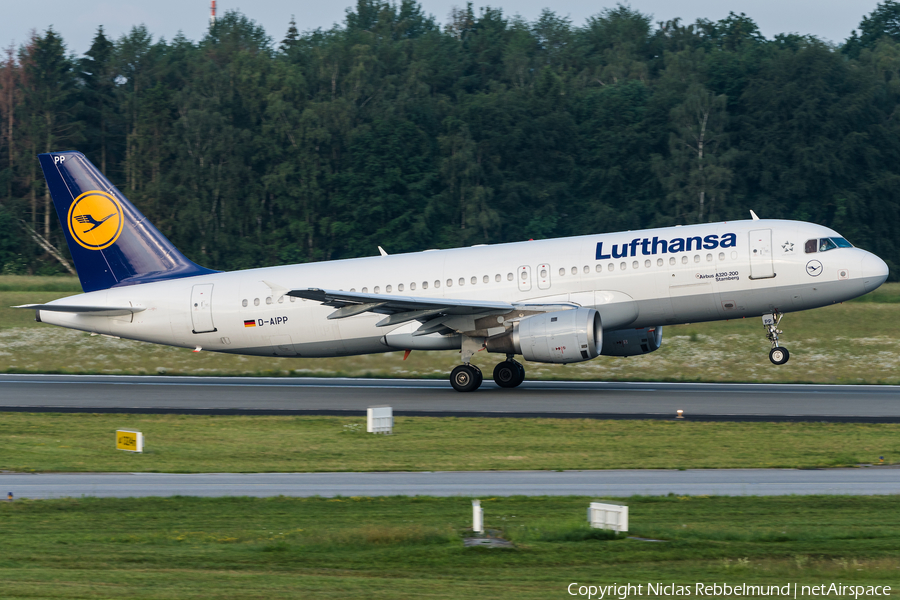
[14,304,145,317]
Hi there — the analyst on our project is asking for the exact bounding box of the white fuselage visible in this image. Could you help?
[37,219,888,359]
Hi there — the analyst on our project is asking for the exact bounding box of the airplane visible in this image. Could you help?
[16,151,890,392]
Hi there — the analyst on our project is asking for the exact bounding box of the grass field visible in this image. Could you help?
[2,413,897,473]
[2,277,900,383]
[1,495,897,598]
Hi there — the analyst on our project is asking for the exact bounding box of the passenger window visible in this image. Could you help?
[374,286,380,293]
[507,273,513,281]
[718,252,725,261]
[669,257,676,266]
[694,255,700,263]
[386,285,392,293]
[398,284,404,292]
[253,298,260,306]
[278,296,284,303]
[483,275,489,283]
[596,264,602,272]
[495,274,501,282]
[620,262,627,270]
[350,288,356,292]
[706,253,712,262]
[422,282,428,289]
[804,239,817,253]
[521,271,528,280]
[459,278,465,286]
[434,280,440,288]
[242,299,248,307]
[731,251,738,259]
[559,268,565,276]
[657,258,663,266]
[583,265,590,274]
[608,263,615,271]
[410,282,416,291]
[540,268,548,278]
[362,287,368,293]
[571,267,578,275]
[471,277,477,285]
[682,256,688,264]
[446,279,452,287]
[632,261,639,269]
[290,296,296,302]
[644,260,651,268]
[266,297,273,305]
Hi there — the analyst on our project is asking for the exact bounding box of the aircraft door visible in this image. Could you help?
[749,229,775,279]
[537,264,551,290]
[517,265,532,291]
[190,283,217,333]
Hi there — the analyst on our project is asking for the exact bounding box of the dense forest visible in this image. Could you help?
[2,0,900,279]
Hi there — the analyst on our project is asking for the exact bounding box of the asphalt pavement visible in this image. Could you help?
[3,468,898,499]
[1,374,899,421]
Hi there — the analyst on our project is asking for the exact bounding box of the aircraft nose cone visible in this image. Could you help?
[861,252,889,292]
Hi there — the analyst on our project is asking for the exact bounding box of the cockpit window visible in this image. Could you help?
[819,238,837,252]
[806,237,853,254]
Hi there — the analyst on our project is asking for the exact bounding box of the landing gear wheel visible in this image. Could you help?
[493,360,524,388]
[769,347,790,365]
[450,364,483,392]
[471,365,483,387]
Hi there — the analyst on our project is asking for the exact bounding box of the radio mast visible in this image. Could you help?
[210,0,217,26]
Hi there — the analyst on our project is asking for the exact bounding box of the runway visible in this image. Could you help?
[1,374,899,421]
[3,468,897,499]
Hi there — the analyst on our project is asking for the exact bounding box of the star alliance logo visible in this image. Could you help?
[782,241,794,252]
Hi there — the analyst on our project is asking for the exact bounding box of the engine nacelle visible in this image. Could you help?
[485,308,602,364]
[600,326,663,357]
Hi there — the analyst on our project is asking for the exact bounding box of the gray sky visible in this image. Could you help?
[0,0,883,56]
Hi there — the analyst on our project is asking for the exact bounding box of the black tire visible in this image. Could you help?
[471,365,483,387]
[450,364,482,392]
[513,360,525,386]
[493,361,519,388]
[769,347,790,365]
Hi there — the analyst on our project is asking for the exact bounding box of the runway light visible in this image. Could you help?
[676,410,684,419]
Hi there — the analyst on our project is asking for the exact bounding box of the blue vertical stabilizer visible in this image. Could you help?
[39,151,217,292]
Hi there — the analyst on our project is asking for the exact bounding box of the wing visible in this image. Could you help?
[288,287,576,337]
[14,304,145,317]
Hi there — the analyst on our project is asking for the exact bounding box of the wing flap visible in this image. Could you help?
[288,288,516,316]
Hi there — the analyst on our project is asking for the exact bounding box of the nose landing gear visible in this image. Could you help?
[764,312,790,365]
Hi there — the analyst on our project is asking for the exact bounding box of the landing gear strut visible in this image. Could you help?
[764,311,790,365]
[493,357,525,388]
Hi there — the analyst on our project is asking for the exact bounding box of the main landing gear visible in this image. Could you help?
[493,357,525,389]
[449,356,526,392]
[764,311,790,365]
[450,364,483,393]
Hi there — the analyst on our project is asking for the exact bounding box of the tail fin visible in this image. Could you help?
[39,151,216,292]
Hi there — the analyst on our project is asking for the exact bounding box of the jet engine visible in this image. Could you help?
[485,308,602,364]
[600,326,663,357]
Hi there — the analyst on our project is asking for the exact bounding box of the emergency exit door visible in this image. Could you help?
[191,283,217,333]
[749,229,775,279]
[517,265,532,291]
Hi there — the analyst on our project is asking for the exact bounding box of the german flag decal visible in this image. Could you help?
[243,320,256,328]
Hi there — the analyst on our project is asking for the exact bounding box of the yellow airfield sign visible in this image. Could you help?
[116,430,143,453]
